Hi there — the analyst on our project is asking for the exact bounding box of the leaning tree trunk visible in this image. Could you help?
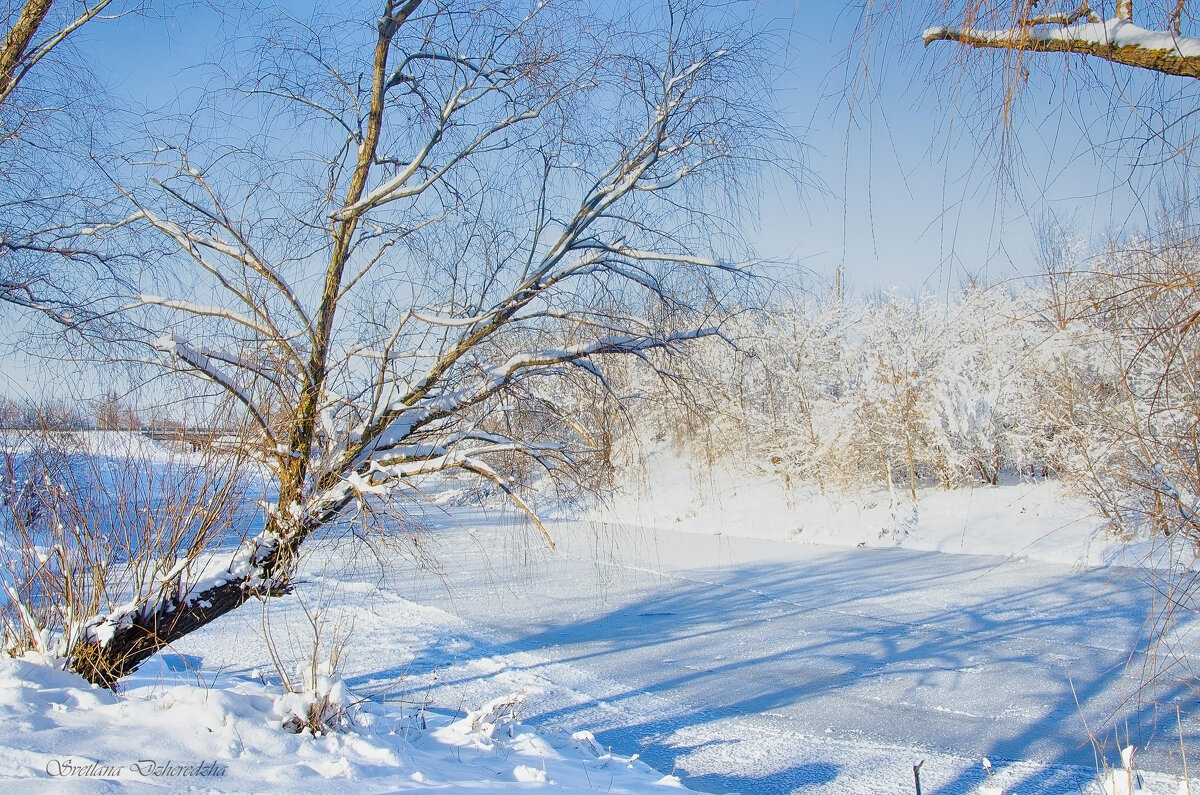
[69,559,280,689]
[66,0,421,688]
[67,457,388,688]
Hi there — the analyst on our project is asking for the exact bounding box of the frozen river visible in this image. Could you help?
[383,511,1200,794]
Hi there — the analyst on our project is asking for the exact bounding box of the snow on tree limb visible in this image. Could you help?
[133,207,310,356]
[151,178,314,335]
[455,457,554,547]
[923,16,1200,79]
[351,327,722,467]
[336,108,543,219]
[294,326,725,545]
[153,334,277,447]
[136,295,277,340]
[319,441,560,547]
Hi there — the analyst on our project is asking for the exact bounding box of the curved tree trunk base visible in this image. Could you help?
[69,577,289,689]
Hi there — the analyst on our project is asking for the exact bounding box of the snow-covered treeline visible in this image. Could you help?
[603,236,1200,548]
[617,286,1081,493]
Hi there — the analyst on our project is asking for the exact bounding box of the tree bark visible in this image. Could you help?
[0,0,115,107]
[924,24,1200,81]
[0,0,52,100]
[72,576,261,689]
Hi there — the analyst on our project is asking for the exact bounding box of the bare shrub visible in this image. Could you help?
[0,415,250,676]
[264,593,355,735]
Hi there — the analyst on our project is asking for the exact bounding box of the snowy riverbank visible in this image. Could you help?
[0,453,1197,793]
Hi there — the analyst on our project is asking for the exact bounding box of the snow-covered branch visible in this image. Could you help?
[153,334,278,447]
[923,16,1200,79]
[352,326,720,464]
[151,179,314,344]
[134,295,278,340]
[336,105,544,219]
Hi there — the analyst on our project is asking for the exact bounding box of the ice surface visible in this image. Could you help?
[369,511,1199,794]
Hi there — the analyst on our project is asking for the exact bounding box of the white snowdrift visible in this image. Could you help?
[590,443,1163,569]
[0,430,172,461]
[0,640,678,792]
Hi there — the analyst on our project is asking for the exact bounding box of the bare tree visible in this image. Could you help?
[1,1,141,324]
[49,1,785,686]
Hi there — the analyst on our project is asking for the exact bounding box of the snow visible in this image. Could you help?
[924,18,1200,58]
[0,430,171,461]
[0,605,675,792]
[2,436,1200,793]
[592,441,1138,568]
[373,510,1199,794]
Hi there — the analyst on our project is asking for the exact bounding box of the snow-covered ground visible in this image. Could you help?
[0,598,680,793]
[596,444,1154,568]
[1,436,1198,793]
[0,429,173,460]
[366,516,1198,794]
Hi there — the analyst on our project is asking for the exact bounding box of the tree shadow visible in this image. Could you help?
[686,762,840,793]
[336,517,1200,794]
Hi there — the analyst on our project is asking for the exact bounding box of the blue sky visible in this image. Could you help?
[751,3,1163,298]
[70,1,1166,298]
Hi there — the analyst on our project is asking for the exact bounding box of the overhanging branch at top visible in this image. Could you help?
[923,9,1200,80]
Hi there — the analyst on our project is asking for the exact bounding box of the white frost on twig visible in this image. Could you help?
[153,334,277,445]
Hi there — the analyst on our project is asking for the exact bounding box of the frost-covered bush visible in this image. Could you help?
[1050,233,1200,548]
[0,421,250,673]
[609,277,1143,509]
[574,225,1200,560]
[652,287,1070,498]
